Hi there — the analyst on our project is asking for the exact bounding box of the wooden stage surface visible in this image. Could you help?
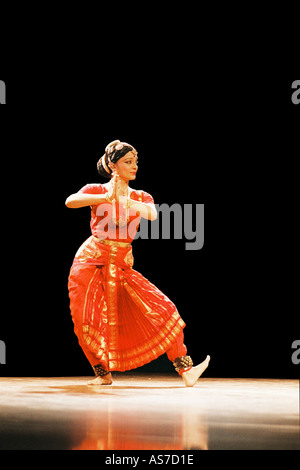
[0,374,299,450]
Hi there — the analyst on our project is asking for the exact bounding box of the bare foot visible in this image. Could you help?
[87,373,113,386]
[182,355,210,387]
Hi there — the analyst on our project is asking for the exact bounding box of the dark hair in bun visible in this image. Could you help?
[97,140,136,179]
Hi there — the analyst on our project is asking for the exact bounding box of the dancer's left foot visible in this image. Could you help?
[182,355,210,387]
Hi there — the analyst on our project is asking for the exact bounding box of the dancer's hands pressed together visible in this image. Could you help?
[107,170,124,203]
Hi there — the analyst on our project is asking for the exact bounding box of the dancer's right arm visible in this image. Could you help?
[66,176,119,209]
[65,192,108,208]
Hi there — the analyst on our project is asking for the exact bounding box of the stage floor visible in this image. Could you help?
[0,374,299,450]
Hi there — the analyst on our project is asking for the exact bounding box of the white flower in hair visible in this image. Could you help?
[105,140,121,153]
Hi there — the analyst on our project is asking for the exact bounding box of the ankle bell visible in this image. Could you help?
[173,355,193,375]
[92,364,110,377]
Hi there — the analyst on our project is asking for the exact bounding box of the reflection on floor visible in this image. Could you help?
[0,374,299,450]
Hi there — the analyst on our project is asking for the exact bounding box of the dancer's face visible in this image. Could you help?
[114,152,138,181]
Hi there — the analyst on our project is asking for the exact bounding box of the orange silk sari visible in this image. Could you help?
[68,184,186,372]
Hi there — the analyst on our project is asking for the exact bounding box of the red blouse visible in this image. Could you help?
[79,183,155,244]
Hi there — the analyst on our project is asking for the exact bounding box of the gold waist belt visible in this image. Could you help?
[93,236,132,249]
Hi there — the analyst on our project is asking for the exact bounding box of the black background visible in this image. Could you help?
[0,69,298,379]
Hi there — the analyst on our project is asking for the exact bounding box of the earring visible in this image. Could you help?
[111,166,117,177]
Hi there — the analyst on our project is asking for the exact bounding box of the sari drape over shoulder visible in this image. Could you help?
[68,184,186,372]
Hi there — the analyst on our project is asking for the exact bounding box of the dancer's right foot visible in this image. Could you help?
[182,355,210,387]
[87,373,113,386]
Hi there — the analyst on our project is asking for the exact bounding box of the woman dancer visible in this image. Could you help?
[66,140,210,387]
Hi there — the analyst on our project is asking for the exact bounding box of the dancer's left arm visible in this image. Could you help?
[119,196,157,221]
